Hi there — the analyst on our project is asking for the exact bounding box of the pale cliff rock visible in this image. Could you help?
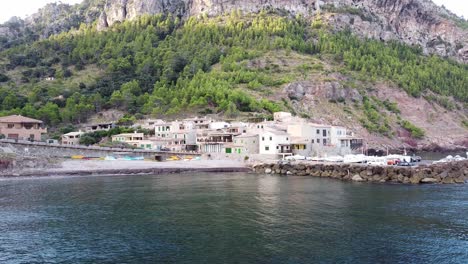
[1,0,466,62]
[96,0,468,63]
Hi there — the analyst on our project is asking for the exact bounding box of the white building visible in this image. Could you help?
[273,112,292,122]
[259,130,291,155]
[209,121,231,130]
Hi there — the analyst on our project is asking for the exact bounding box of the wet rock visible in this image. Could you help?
[352,175,364,182]
[421,178,438,184]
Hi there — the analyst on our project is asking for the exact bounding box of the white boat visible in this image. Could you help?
[104,156,117,161]
[323,156,344,163]
[285,155,306,161]
[306,156,323,161]
[343,154,367,164]
[433,155,466,164]
[366,157,387,166]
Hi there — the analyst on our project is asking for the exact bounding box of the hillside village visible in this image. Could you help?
[0,113,363,159]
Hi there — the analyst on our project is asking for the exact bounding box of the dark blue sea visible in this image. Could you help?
[0,173,467,263]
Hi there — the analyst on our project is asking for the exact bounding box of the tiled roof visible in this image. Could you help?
[0,115,43,124]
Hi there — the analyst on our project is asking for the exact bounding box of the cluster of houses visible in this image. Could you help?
[0,113,363,158]
[64,112,362,157]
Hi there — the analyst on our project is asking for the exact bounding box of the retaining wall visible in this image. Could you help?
[0,139,199,160]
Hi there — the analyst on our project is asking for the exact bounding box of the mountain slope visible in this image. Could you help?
[0,2,467,150]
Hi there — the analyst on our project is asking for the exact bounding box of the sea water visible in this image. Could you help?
[0,173,467,263]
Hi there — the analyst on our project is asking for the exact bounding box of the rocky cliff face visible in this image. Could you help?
[0,0,104,49]
[96,0,468,63]
[1,0,467,62]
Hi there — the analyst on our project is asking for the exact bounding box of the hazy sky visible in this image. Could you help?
[0,0,467,23]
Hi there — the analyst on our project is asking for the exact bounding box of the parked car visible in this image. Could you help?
[411,155,422,162]
[387,158,401,166]
[398,161,414,167]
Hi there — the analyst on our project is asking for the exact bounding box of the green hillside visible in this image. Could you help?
[0,12,466,129]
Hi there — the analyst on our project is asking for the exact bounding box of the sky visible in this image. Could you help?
[0,0,467,23]
[0,0,82,23]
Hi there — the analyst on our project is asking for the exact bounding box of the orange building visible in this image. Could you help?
[0,115,47,141]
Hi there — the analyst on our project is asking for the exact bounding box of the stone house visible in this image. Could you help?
[0,115,47,141]
[61,131,84,145]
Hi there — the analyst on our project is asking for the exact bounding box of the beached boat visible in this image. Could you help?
[366,157,387,166]
[343,154,367,164]
[323,156,344,163]
[166,156,181,161]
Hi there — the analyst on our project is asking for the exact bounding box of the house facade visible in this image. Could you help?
[111,133,155,149]
[61,131,84,145]
[258,130,291,155]
[0,115,47,141]
[229,134,259,154]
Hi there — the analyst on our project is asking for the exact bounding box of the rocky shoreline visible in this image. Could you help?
[253,160,468,184]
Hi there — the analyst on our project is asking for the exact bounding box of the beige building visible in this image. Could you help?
[0,115,47,141]
[111,133,154,149]
[228,134,259,154]
[61,131,84,145]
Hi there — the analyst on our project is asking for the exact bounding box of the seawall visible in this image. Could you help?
[0,139,199,159]
[253,161,468,184]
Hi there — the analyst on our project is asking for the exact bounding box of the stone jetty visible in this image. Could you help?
[253,160,468,184]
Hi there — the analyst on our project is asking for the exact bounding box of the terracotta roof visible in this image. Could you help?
[0,115,43,124]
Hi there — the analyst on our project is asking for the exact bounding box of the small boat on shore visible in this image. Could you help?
[343,154,367,164]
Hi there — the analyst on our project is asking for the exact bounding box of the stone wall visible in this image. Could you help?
[0,139,199,160]
[253,161,468,184]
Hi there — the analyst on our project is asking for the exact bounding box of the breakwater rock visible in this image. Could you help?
[253,161,468,184]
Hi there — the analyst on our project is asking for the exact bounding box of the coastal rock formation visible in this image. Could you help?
[1,0,466,61]
[285,81,362,102]
[95,0,468,62]
[254,160,468,184]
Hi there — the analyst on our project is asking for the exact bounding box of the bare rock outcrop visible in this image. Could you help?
[284,81,362,102]
[95,0,467,63]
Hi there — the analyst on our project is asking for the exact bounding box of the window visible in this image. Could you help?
[323,130,327,137]
[7,124,14,128]
[262,137,265,141]
[265,146,270,151]
[312,139,314,144]
[276,146,279,149]
[317,139,320,143]
[323,139,327,145]
[316,129,320,134]
[269,137,272,141]
[286,137,289,141]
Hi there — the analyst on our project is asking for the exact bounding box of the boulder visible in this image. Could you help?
[421,178,438,184]
[352,175,364,182]
[265,168,272,174]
